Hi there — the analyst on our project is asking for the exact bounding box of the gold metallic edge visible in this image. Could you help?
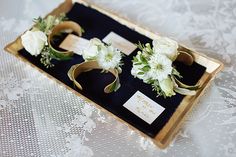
[4,0,224,149]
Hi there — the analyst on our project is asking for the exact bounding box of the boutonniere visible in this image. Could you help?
[131,36,200,98]
[21,14,82,68]
[68,38,123,93]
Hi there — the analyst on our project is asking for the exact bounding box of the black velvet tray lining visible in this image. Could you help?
[18,3,206,138]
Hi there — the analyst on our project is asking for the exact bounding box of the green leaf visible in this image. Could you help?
[132,56,139,63]
[137,71,145,75]
[134,62,142,65]
[136,41,145,51]
[172,68,182,78]
[33,14,68,33]
[140,55,148,64]
[141,65,150,72]
[151,81,166,98]
[49,47,73,60]
[108,78,121,92]
[81,27,85,34]
[147,79,155,84]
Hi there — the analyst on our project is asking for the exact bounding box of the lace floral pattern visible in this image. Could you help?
[0,73,32,110]
[0,0,236,157]
[56,105,96,157]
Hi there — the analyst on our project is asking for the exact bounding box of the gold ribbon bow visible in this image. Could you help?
[68,60,120,93]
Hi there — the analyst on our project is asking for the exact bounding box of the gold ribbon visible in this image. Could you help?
[176,51,194,65]
[48,21,82,60]
[174,51,201,95]
[68,60,120,93]
[68,49,196,94]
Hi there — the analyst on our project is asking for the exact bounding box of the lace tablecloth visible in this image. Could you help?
[0,0,235,157]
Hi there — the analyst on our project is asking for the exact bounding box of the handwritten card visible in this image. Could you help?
[102,31,137,55]
[59,34,89,55]
[123,91,165,124]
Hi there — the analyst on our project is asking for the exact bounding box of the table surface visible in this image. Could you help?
[0,0,236,157]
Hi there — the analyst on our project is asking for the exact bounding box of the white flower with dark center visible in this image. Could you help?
[153,36,178,61]
[21,30,47,56]
[147,53,172,81]
[97,45,122,70]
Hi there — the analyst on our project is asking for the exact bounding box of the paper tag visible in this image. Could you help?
[102,32,137,55]
[59,34,89,55]
[123,91,165,124]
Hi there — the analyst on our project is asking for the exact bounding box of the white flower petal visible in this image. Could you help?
[159,77,175,97]
[90,38,103,46]
[147,53,172,81]
[153,36,178,61]
[82,45,99,60]
[97,45,121,70]
[82,38,104,60]
[21,30,47,56]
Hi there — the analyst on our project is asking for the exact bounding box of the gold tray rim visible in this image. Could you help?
[4,0,224,149]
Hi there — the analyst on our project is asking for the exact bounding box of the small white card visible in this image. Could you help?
[123,91,165,124]
[102,31,137,55]
[59,34,90,55]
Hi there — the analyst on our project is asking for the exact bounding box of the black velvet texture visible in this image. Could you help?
[18,3,206,137]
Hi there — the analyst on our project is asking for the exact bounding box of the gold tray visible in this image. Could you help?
[4,0,223,148]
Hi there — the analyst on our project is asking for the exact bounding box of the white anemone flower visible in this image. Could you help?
[147,53,172,81]
[97,45,121,70]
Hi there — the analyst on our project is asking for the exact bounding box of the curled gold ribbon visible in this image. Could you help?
[174,51,202,95]
[67,49,195,94]
[176,51,194,65]
[68,60,120,93]
[48,21,82,60]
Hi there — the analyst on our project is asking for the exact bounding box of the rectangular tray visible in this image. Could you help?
[5,0,223,148]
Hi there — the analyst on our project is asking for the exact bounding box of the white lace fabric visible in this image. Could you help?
[0,0,236,157]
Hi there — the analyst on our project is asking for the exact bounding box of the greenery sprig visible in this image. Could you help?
[21,14,81,68]
[131,36,199,98]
